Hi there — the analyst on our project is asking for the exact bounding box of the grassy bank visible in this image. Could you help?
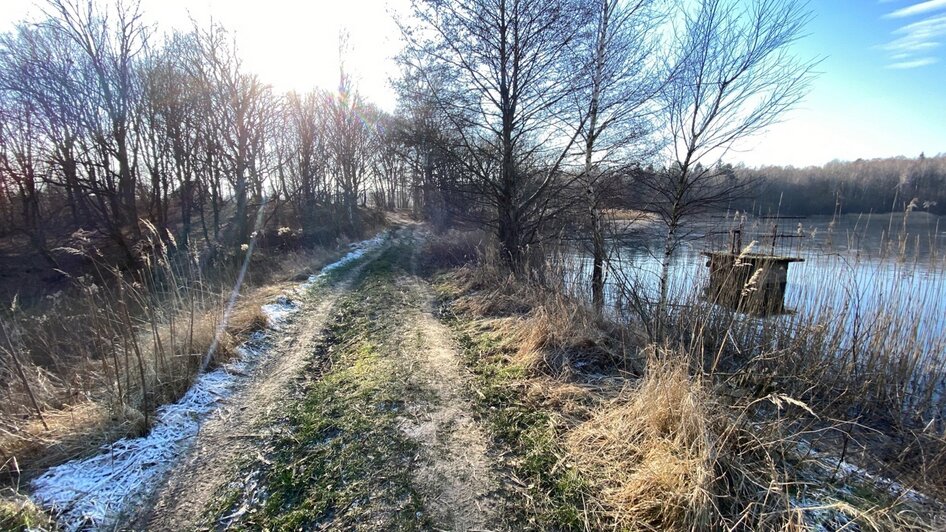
[210,240,433,530]
[428,230,944,530]
[0,227,381,491]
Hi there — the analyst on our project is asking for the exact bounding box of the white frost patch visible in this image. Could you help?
[791,440,932,529]
[301,231,389,290]
[29,231,389,531]
[30,332,269,532]
[792,496,856,532]
[261,296,299,329]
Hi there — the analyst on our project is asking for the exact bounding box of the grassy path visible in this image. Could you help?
[145,226,504,531]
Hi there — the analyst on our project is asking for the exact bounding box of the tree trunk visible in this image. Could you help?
[591,207,606,313]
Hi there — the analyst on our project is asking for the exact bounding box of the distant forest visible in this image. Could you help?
[731,154,946,216]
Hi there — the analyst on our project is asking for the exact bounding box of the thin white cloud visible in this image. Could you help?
[885,0,946,18]
[887,56,939,68]
[880,12,946,66]
[880,38,940,52]
[894,12,946,35]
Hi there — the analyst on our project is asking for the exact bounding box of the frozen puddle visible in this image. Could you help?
[29,232,389,531]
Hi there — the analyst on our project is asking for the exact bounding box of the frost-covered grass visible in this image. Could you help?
[301,230,390,289]
[260,296,300,329]
[26,232,390,531]
[31,332,270,531]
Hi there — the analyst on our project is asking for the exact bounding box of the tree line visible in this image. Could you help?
[731,154,946,216]
[0,0,423,271]
[0,0,819,321]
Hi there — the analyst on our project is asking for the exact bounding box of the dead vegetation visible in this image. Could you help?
[567,350,718,530]
[446,251,636,378]
[418,228,485,272]
[0,491,54,530]
[0,228,353,487]
[429,229,945,530]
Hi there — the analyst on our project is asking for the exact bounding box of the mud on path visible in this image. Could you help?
[133,239,384,531]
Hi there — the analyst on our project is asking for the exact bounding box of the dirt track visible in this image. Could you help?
[134,225,501,531]
[136,256,368,530]
[394,266,500,530]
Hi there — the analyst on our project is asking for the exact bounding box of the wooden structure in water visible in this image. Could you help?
[702,251,804,315]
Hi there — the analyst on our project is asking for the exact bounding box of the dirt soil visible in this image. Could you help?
[133,225,502,530]
[394,277,501,530]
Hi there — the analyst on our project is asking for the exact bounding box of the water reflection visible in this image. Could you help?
[566,213,946,346]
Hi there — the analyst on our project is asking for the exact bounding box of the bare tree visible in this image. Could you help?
[188,22,274,251]
[403,0,588,273]
[391,60,459,226]
[268,88,339,242]
[1,13,152,264]
[649,0,817,322]
[326,66,377,235]
[43,0,150,243]
[0,95,55,265]
[576,0,665,312]
[371,112,407,211]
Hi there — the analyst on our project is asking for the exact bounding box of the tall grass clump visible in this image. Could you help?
[438,232,632,378]
[565,347,935,530]
[567,349,717,529]
[0,222,277,479]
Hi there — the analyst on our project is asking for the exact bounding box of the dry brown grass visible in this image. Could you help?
[507,294,623,376]
[0,278,299,487]
[563,346,943,531]
[1,401,144,479]
[448,262,638,377]
[228,287,279,337]
[442,253,944,530]
[567,349,716,530]
[420,228,485,271]
[0,226,358,490]
[271,244,349,283]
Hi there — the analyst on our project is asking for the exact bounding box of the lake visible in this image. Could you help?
[566,212,946,390]
[569,212,945,308]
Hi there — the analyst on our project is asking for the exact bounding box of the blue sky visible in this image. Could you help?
[0,0,943,168]
[740,1,946,167]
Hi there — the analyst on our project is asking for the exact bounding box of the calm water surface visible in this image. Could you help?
[568,212,946,348]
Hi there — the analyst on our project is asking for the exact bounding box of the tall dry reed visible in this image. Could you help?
[0,222,275,478]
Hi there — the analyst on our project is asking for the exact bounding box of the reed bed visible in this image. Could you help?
[433,221,946,529]
[0,223,342,482]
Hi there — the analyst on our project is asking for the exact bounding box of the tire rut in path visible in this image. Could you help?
[395,273,502,531]
[136,254,376,531]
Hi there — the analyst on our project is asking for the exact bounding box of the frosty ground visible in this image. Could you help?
[25,224,504,531]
